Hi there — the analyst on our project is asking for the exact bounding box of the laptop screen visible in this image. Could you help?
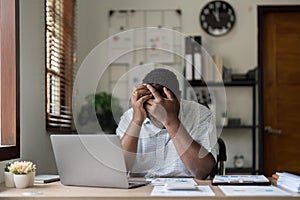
[50,134,130,188]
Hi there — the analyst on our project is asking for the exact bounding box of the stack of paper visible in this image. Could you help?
[149,178,215,196]
[151,185,215,196]
[276,172,300,192]
[148,178,197,186]
[212,175,270,185]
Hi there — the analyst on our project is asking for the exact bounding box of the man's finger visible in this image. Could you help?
[163,87,174,99]
[137,94,152,103]
[135,84,148,91]
[132,84,150,101]
[145,99,155,106]
[132,90,139,102]
[146,84,162,101]
[144,103,151,112]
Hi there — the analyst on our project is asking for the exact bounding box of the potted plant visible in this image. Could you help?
[4,162,15,187]
[4,161,12,173]
[78,92,123,134]
[8,161,36,188]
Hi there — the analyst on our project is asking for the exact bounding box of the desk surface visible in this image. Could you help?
[0,180,299,200]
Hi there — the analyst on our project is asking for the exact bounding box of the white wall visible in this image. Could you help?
[1,0,300,183]
[77,0,300,71]
[77,0,300,168]
[19,0,57,174]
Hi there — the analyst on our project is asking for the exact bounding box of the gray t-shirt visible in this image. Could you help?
[116,99,218,178]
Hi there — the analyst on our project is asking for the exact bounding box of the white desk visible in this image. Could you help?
[0,180,299,200]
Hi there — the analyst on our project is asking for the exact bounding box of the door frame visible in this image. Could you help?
[257,5,300,175]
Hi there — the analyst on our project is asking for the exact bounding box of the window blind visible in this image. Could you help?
[46,0,76,132]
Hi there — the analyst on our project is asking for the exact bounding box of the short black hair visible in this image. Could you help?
[142,68,180,99]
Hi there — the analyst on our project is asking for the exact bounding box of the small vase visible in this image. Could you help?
[28,171,36,187]
[13,174,30,189]
[4,172,15,188]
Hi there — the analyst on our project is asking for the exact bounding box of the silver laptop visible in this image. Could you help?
[50,134,149,189]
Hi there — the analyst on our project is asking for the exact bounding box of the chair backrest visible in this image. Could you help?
[210,137,227,178]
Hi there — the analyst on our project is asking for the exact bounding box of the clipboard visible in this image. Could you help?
[212,175,271,186]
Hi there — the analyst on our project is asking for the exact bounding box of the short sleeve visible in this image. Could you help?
[189,105,218,162]
[116,108,133,138]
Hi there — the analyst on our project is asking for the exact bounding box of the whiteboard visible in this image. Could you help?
[105,9,183,111]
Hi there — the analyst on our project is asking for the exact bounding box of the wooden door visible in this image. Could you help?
[260,7,300,176]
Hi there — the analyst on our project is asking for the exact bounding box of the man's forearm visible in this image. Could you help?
[179,140,215,180]
[166,122,215,179]
[120,121,141,171]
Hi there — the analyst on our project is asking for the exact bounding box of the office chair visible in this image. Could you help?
[210,137,227,178]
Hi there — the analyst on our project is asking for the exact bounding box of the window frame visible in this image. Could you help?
[0,0,20,161]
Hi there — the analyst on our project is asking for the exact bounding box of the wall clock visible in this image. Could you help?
[199,1,236,37]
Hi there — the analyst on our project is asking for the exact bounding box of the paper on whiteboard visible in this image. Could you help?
[108,29,134,64]
[146,28,174,63]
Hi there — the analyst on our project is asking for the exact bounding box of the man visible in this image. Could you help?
[116,68,217,179]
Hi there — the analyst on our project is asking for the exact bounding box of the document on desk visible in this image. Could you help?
[212,175,270,185]
[219,185,291,196]
[151,185,215,196]
[147,178,197,186]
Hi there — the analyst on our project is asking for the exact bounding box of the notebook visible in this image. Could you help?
[50,134,149,189]
[34,174,60,184]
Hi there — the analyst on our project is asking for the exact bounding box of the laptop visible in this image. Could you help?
[50,134,149,189]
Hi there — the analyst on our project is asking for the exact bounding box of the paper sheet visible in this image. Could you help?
[213,175,270,184]
[151,185,215,196]
[219,185,291,196]
[108,29,134,64]
[146,28,174,63]
[147,177,197,186]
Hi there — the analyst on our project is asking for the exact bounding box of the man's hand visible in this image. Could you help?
[144,84,180,129]
[131,84,152,126]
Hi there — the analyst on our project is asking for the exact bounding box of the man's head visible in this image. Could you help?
[142,68,181,100]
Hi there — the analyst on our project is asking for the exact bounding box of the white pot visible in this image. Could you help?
[28,171,35,187]
[4,172,15,188]
[13,174,30,189]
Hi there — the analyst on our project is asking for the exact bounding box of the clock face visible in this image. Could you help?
[200,1,236,36]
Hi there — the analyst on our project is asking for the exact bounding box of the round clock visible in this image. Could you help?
[199,1,236,36]
[234,154,245,168]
